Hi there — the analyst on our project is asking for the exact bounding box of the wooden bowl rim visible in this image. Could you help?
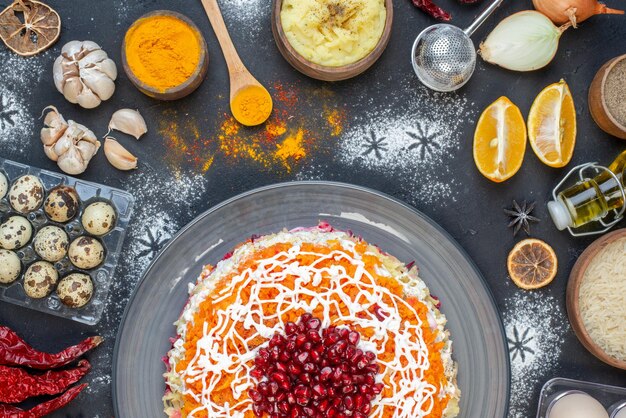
[599,54,626,133]
[272,0,394,81]
[121,10,209,99]
[567,228,626,370]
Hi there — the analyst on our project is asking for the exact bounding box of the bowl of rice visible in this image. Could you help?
[567,229,626,370]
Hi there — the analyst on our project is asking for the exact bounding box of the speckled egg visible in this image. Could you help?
[0,172,7,199]
[44,186,80,223]
[0,249,21,284]
[57,273,93,308]
[82,202,116,236]
[33,226,68,262]
[23,261,58,299]
[0,216,33,250]
[68,236,105,270]
[8,175,44,214]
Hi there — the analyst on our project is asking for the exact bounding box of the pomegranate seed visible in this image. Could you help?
[249,313,382,417]
[285,322,298,335]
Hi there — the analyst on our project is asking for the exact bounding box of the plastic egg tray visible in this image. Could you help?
[0,158,134,325]
[537,377,626,418]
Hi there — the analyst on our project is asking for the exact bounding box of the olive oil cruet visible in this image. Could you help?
[548,150,626,236]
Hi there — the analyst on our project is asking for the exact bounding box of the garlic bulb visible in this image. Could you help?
[479,11,571,72]
[108,109,147,140]
[40,107,101,175]
[53,41,117,109]
[103,137,138,170]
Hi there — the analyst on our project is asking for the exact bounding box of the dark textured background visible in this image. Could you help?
[0,0,625,416]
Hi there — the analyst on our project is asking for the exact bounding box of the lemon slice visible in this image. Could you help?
[473,96,527,183]
[528,79,576,168]
[507,239,558,290]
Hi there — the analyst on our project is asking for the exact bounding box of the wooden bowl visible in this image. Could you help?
[567,228,626,370]
[588,54,626,140]
[121,10,209,101]
[271,0,393,81]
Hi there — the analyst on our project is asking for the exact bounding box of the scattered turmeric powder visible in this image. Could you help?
[124,14,202,92]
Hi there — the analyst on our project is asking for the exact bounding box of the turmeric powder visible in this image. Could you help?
[231,85,273,126]
[124,14,201,92]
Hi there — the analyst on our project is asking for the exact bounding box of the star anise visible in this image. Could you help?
[504,200,540,236]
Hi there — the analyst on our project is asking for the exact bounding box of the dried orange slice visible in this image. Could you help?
[507,239,558,290]
[0,0,61,56]
[528,79,576,168]
[473,96,527,183]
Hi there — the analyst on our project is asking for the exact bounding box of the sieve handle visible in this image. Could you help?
[464,0,504,37]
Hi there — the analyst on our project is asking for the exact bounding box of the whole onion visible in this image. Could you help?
[533,0,624,27]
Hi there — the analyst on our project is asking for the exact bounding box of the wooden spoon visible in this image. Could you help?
[200,0,273,126]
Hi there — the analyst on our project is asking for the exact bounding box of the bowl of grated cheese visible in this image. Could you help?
[567,229,626,370]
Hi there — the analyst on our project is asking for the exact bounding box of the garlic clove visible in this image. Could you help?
[108,109,147,140]
[41,106,68,145]
[76,140,100,162]
[43,145,59,161]
[81,40,101,53]
[62,77,84,104]
[95,58,118,81]
[53,132,73,157]
[80,67,116,101]
[53,56,65,93]
[75,86,102,109]
[61,40,83,59]
[104,137,138,170]
[77,49,108,68]
[58,146,87,175]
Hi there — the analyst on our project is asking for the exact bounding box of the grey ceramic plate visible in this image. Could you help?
[113,181,510,417]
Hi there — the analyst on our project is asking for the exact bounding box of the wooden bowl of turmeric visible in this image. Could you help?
[122,10,209,100]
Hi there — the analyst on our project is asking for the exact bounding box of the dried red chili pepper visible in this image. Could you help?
[0,327,102,370]
[0,383,87,418]
[411,0,452,21]
[0,360,90,404]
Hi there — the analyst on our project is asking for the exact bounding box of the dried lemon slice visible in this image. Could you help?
[0,0,61,56]
[528,79,576,168]
[507,238,558,290]
[473,96,527,183]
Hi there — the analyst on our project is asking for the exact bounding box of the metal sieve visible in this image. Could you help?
[411,0,504,92]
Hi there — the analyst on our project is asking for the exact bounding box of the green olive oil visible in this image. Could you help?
[549,150,626,230]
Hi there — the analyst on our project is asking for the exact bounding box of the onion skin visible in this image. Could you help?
[533,0,624,27]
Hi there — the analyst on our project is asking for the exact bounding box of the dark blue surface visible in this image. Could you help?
[0,0,625,417]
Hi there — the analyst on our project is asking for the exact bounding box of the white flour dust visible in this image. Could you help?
[114,0,268,36]
[337,84,475,205]
[503,291,568,418]
[120,169,208,280]
[0,53,47,156]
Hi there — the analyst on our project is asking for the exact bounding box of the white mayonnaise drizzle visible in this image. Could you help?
[178,239,444,418]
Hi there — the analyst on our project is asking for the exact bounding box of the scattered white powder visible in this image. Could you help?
[92,168,208,390]
[114,0,268,38]
[120,169,208,279]
[337,83,475,205]
[0,52,48,156]
[503,291,569,418]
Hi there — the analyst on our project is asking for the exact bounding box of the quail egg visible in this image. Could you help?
[0,172,7,199]
[82,202,116,236]
[68,236,105,269]
[23,261,58,299]
[57,273,93,308]
[0,249,21,284]
[33,225,69,262]
[8,175,44,214]
[44,186,80,223]
[0,216,33,250]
